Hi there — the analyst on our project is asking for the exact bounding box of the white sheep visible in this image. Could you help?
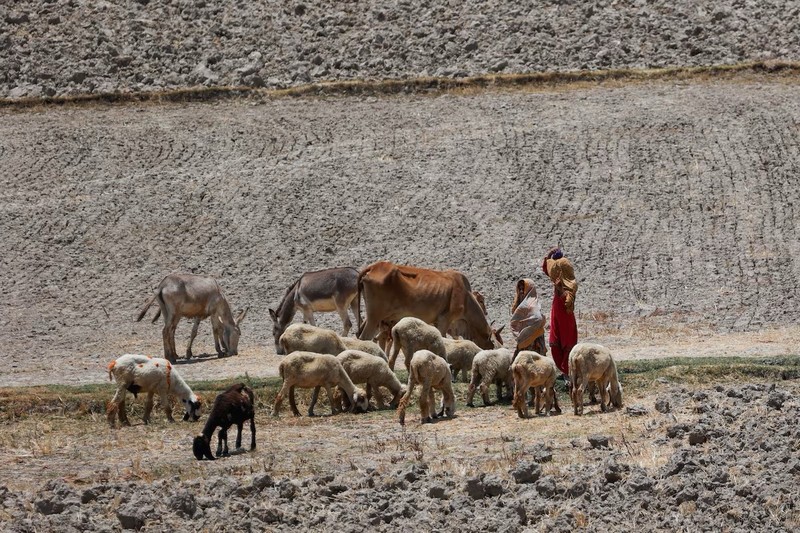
[397,350,456,425]
[336,350,406,410]
[465,348,514,407]
[568,343,623,415]
[442,338,481,383]
[106,353,201,428]
[387,317,446,371]
[339,337,388,361]
[278,323,346,355]
[511,351,561,418]
[273,351,369,417]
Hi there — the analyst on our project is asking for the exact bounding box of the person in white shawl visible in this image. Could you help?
[510,279,547,360]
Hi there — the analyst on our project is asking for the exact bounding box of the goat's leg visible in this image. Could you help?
[186,318,201,360]
[219,427,230,456]
[249,416,256,450]
[235,422,243,449]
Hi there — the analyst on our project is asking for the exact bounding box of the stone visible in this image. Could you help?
[655,397,671,413]
[116,501,154,530]
[688,426,708,445]
[511,461,542,484]
[169,490,197,518]
[251,473,274,490]
[587,434,611,449]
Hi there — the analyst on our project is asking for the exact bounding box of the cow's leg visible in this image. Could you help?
[358,317,380,342]
[186,317,201,359]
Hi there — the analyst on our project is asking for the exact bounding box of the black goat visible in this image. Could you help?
[193,383,256,460]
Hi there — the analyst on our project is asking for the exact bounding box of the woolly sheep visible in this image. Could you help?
[193,383,256,460]
[339,337,388,361]
[278,323,346,356]
[273,351,368,417]
[568,343,623,416]
[397,350,456,425]
[388,317,446,371]
[511,351,561,418]
[336,350,406,410]
[106,353,201,428]
[465,348,514,407]
[442,338,481,383]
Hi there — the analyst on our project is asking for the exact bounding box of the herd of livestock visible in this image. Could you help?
[106,261,623,460]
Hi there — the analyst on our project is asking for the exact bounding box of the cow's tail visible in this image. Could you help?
[355,266,369,338]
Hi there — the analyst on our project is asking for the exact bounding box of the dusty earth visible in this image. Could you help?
[2,76,800,387]
[3,0,799,98]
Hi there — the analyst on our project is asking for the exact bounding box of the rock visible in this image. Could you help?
[116,501,154,530]
[251,473,274,490]
[766,391,788,410]
[666,423,690,438]
[463,477,485,499]
[533,449,553,463]
[510,461,542,484]
[5,13,30,24]
[688,426,708,445]
[626,404,648,416]
[482,476,504,497]
[587,434,611,449]
[465,41,478,52]
[277,480,298,500]
[604,458,628,483]
[169,490,197,518]
[627,473,655,492]
[675,486,698,504]
[535,476,557,497]
[490,60,509,72]
[428,485,448,499]
[34,479,79,515]
[655,397,671,413]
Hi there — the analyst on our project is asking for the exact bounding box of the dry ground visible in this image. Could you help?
[2,74,800,388]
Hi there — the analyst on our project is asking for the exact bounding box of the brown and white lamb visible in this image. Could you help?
[397,350,456,425]
[568,343,623,415]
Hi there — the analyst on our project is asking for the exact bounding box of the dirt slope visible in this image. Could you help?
[2,0,799,98]
[1,77,799,386]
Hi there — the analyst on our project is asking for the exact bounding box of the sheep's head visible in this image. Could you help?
[182,396,202,422]
[350,388,369,413]
[193,435,215,461]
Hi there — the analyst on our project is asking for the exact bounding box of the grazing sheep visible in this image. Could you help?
[273,351,368,417]
[465,348,514,407]
[388,317,446,371]
[442,338,481,383]
[511,351,560,418]
[193,383,256,460]
[106,354,201,428]
[336,350,406,410]
[278,323,346,356]
[397,350,456,425]
[339,337,388,361]
[568,343,623,416]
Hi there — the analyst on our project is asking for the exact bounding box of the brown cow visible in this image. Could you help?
[357,261,496,350]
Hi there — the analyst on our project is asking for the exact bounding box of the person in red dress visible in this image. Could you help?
[541,248,578,377]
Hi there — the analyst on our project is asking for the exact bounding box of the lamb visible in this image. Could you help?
[568,343,623,415]
[465,348,514,407]
[387,317,447,371]
[397,350,456,425]
[278,323,346,356]
[339,337,388,361]
[442,338,482,383]
[193,383,256,460]
[511,351,561,418]
[273,351,369,417]
[106,353,201,428]
[336,350,406,410]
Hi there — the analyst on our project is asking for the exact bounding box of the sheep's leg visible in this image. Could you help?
[249,416,257,450]
[419,380,432,423]
[495,377,504,404]
[466,371,481,407]
[387,335,401,371]
[428,389,437,419]
[107,386,127,428]
[373,384,387,410]
[143,392,155,424]
[588,381,598,404]
[308,386,321,417]
[324,386,337,416]
[551,386,562,414]
[159,390,175,422]
[273,382,291,417]
[118,397,131,426]
[186,317,201,360]
[599,379,610,413]
[288,385,302,417]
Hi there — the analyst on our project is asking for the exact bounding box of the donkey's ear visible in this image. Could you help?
[268,308,277,322]
[236,307,249,326]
